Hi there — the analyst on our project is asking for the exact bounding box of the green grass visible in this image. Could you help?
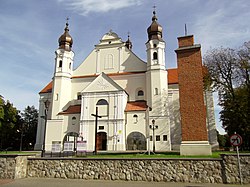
[80,151,242,159]
[0,151,39,155]
[1,151,249,158]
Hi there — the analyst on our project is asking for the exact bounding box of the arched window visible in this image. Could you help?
[96,99,109,105]
[133,114,138,123]
[59,60,63,67]
[138,90,144,96]
[69,63,71,69]
[96,99,109,116]
[153,52,158,60]
[72,116,76,125]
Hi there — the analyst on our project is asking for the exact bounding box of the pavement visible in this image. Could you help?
[0,178,249,187]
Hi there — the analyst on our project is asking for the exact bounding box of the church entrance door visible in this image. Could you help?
[127,132,146,150]
[97,132,107,150]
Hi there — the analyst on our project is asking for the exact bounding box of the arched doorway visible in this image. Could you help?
[63,132,79,151]
[127,132,146,150]
[97,132,107,150]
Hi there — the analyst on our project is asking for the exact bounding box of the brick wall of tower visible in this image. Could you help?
[175,35,208,141]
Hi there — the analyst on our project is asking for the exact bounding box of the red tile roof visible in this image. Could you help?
[125,101,148,112]
[168,68,178,84]
[59,105,81,115]
[39,81,53,94]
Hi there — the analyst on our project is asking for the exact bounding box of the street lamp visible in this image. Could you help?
[42,99,50,157]
[149,119,158,153]
[17,124,24,152]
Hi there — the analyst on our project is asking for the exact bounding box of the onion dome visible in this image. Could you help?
[58,21,73,51]
[125,33,132,50]
[147,10,163,41]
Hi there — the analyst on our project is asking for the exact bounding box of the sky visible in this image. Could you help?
[0,0,250,135]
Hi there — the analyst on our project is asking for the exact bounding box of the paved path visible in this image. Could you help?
[0,178,249,187]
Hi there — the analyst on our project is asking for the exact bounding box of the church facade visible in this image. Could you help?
[34,11,218,153]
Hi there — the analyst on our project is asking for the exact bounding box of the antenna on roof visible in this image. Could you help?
[185,23,187,36]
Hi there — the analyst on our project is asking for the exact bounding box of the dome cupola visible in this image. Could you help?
[58,20,73,51]
[147,10,163,41]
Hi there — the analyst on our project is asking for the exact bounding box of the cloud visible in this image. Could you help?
[191,1,250,52]
[57,0,142,15]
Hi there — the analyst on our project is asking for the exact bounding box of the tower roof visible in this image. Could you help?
[58,20,73,51]
[125,32,132,50]
[147,10,163,42]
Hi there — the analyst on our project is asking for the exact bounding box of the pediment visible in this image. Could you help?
[82,72,124,93]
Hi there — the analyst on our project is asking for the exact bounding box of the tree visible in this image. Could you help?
[0,98,18,149]
[204,42,250,150]
[217,131,231,150]
[21,106,38,150]
[0,95,4,128]
[0,95,38,151]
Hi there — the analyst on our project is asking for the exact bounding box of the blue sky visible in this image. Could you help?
[1,0,250,134]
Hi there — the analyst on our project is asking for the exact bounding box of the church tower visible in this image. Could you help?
[146,10,171,150]
[50,21,74,118]
[146,10,168,114]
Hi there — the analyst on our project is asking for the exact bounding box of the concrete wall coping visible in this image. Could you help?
[220,153,250,157]
[27,157,222,161]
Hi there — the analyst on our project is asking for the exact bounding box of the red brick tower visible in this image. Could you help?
[175,35,211,155]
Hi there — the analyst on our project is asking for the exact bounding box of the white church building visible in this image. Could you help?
[35,11,218,153]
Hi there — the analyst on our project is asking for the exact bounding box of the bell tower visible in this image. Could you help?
[51,20,74,119]
[146,10,168,113]
[146,10,170,151]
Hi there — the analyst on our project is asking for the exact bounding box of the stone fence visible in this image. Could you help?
[1,154,250,184]
[0,155,29,179]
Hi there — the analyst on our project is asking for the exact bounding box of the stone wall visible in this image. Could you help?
[1,154,249,184]
[221,154,250,184]
[0,155,28,179]
[28,158,223,183]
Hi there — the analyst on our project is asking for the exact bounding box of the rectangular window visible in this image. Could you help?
[55,93,59,101]
[163,135,168,141]
[99,126,104,130]
[156,135,160,141]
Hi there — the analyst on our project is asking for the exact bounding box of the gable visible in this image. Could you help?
[73,31,146,77]
[82,72,124,93]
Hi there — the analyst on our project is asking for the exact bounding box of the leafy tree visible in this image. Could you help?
[217,131,231,149]
[21,106,38,150]
[204,42,250,150]
[0,95,4,128]
[0,98,18,149]
[0,95,38,151]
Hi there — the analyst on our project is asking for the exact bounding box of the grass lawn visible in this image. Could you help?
[1,151,248,158]
[80,151,239,159]
[0,151,40,155]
